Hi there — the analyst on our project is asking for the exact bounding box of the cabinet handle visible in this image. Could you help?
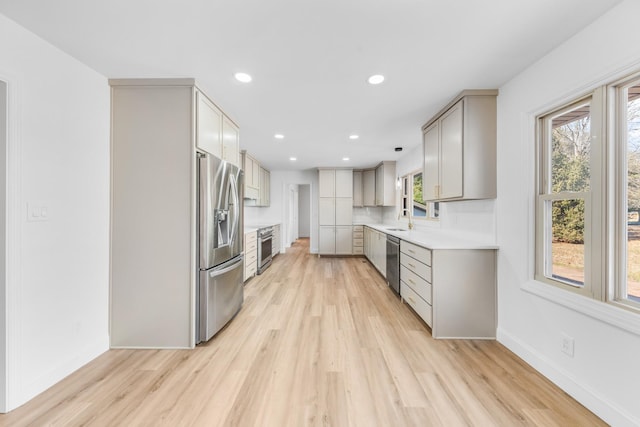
[408,249,415,254]
[408,296,415,304]
[409,279,415,285]
[408,263,416,268]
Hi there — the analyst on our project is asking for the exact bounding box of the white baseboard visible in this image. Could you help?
[497,327,639,427]
[11,336,109,412]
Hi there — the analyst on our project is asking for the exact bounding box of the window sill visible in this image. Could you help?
[522,280,640,337]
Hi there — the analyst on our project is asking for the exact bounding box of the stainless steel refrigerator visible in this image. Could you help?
[197,153,244,343]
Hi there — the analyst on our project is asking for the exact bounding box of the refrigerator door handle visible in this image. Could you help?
[229,173,239,249]
[208,255,243,278]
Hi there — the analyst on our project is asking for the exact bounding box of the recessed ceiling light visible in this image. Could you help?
[367,74,385,85]
[349,134,359,140]
[289,157,297,161]
[342,157,350,161]
[234,72,252,83]
[274,134,284,139]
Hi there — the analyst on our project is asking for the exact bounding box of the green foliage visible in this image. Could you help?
[413,173,423,203]
[552,199,585,243]
[550,118,590,243]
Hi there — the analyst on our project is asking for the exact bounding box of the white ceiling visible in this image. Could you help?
[0,0,621,170]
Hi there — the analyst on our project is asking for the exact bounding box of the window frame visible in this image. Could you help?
[400,170,439,221]
[535,92,606,301]
[611,72,640,311]
[534,73,640,312]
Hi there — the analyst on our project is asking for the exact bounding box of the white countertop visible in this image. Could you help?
[362,223,498,250]
[244,226,259,234]
[244,223,281,234]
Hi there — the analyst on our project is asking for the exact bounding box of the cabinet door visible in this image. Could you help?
[251,159,260,189]
[364,227,371,260]
[259,167,270,206]
[272,224,279,255]
[335,226,353,255]
[376,232,387,276]
[264,169,270,206]
[335,169,353,197]
[423,121,440,201]
[335,198,353,225]
[353,171,363,207]
[196,92,222,157]
[222,116,239,167]
[375,165,383,206]
[319,198,335,226]
[319,170,335,198]
[363,169,376,206]
[439,100,463,199]
[319,226,336,254]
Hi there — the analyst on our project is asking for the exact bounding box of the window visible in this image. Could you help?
[535,71,640,311]
[401,171,439,221]
[615,77,640,308]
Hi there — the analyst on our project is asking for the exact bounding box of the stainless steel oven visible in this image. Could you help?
[257,226,273,274]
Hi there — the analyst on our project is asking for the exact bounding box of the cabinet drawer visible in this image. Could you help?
[401,265,432,304]
[401,281,432,327]
[246,250,257,263]
[353,225,363,232]
[353,230,364,239]
[245,232,257,244]
[353,247,364,255]
[400,253,431,282]
[246,240,257,251]
[353,238,364,247]
[400,240,431,266]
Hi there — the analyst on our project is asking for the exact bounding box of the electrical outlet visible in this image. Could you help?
[561,333,575,357]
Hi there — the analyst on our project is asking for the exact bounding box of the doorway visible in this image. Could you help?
[284,182,312,251]
[298,184,310,238]
[287,185,299,245]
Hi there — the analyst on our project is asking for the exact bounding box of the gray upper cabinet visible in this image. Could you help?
[363,169,376,207]
[422,90,497,202]
[375,161,396,206]
[353,170,363,207]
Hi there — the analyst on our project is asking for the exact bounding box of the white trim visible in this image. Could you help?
[498,326,640,427]
[0,73,22,412]
[19,337,108,408]
[522,279,640,337]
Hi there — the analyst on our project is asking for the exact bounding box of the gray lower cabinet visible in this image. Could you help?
[400,240,496,339]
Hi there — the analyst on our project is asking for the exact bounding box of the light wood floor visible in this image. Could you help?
[0,238,605,426]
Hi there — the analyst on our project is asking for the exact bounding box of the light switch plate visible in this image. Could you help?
[27,202,49,222]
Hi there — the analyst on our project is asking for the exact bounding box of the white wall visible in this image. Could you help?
[298,184,310,238]
[497,1,640,425]
[0,14,110,411]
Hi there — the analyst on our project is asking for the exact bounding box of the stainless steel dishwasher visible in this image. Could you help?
[386,234,400,295]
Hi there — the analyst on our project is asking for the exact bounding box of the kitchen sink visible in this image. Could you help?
[386,228,407,231]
